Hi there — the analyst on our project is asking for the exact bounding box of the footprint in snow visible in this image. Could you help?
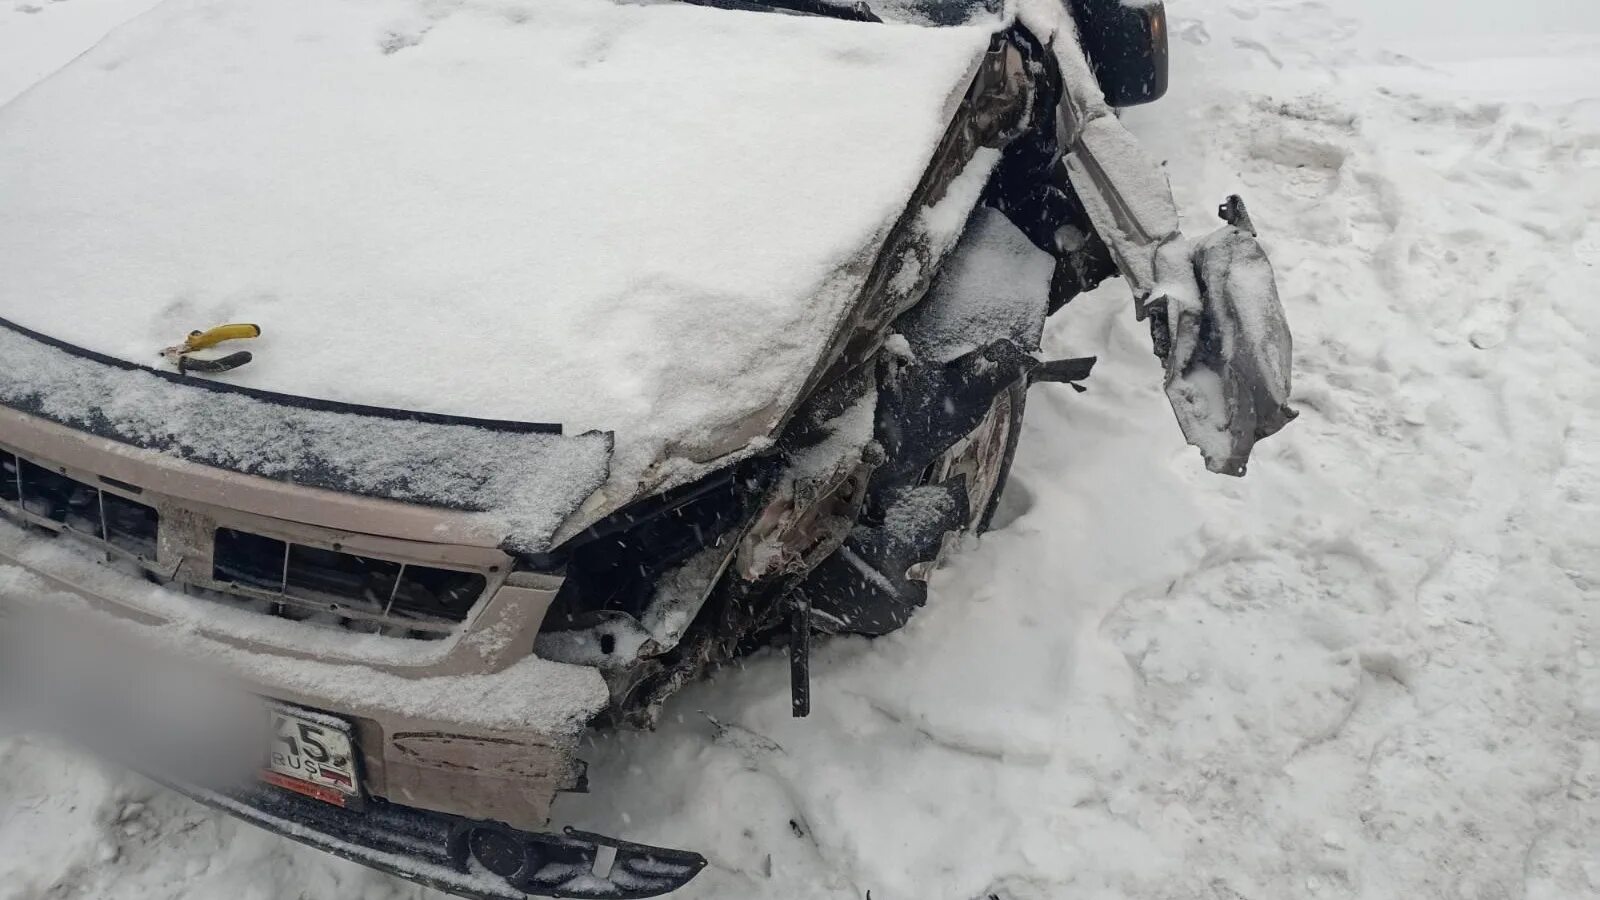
[1576,223,1600,266]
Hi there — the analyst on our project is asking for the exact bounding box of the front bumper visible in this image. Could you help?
[0,511,604,832]
[0,406,706,897]
[0,403,618,827]
[0,531,707,897]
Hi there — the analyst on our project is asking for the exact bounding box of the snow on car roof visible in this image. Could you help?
[0,0,997,496]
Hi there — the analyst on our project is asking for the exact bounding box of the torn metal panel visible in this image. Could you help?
[1157,201,1297,475]
[1016,2,1296,474]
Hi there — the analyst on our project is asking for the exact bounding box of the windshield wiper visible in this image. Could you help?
[673,0,880,23]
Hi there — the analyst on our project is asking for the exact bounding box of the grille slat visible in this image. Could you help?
[389,564,486,621]
[20,457,103,533]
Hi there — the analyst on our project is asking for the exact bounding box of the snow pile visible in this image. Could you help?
[899,207,1055,362]
[4,1,1600,899]
[0,0,995,493]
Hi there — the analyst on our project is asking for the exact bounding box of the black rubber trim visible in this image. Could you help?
[157,777,707,900]
[674,0,880,22]
[0,315,562,435]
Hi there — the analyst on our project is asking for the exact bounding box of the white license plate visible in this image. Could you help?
[263,704,361,806]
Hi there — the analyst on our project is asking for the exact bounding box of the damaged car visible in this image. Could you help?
[0,0,1293,896]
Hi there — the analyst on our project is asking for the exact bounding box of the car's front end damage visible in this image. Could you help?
[0,1,1294,897]
[0,384,700,897]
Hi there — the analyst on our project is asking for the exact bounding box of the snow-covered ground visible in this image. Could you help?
[0,0,162,105]
[3,0,1599,898]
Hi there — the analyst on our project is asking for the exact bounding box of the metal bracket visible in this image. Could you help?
[1030,356,1097,392]
[789,590,811,718]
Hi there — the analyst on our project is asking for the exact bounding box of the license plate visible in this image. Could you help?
[263,703,361,807]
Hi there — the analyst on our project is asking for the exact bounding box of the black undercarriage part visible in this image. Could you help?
[799,337,1090,639]
[872,340,1036,490]
[1031,356,1098,392]
[538,467,756,631]
[798,480,969,637]
[789,589,812,717]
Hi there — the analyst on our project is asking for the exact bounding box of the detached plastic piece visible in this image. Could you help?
[1031,356,1097,391]
[159,777,707,900]
[1151,196,1296,475]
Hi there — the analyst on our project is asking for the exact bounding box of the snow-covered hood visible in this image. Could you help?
[0,0,998,499]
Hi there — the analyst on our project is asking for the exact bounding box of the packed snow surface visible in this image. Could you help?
[0,0,162,105]
[0,0,995,486]
[4,0,1600,899]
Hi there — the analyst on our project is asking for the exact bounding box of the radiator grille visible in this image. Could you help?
[1,444,490,642]
[212,527,486,633]
[1,449,159,561]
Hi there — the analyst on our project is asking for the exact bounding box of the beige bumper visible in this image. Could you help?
[0,536,606,830]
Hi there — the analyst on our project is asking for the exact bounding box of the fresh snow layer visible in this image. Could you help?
[0,324,612,552]
[899,206,1055,362]
[0,0,163,105]
[5,1,1600,899]
[0,0,995,488]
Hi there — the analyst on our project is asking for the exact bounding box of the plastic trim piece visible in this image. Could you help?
[162,778,707,900]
